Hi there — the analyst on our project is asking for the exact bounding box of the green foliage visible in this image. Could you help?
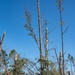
[0,50,9,73]
[9,49,17,57]
[0,49,62,75]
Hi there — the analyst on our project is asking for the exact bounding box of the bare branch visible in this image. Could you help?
[24,8,39,48]
[48,26,56,35]
[63,26,69,34]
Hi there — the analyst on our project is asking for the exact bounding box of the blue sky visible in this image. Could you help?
[0,0,75,60]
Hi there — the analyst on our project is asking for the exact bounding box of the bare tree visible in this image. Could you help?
[24,0,45,74]
[24,0,55,75]
[56,0,64,75]
[0,32,6,51]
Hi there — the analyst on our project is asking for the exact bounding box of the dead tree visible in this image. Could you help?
[56,0,64,75]
[0,32,6,75]
[44,28,49,72]
[37,0,45,74]
[37,0,42,60]
[24,3,43,74]
[45,28,48,61]
[0,32,6,51]
[24,0,51,74]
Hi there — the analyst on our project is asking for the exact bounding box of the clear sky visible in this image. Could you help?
[0,0,75,60]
